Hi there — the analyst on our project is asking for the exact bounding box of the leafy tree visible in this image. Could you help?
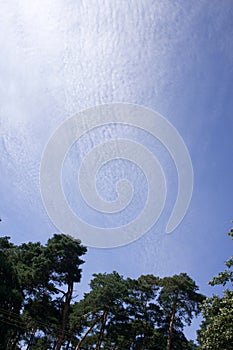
[0,234,87,350]
[72,272,202,350]
[198,291,233,349]
[158,273,205,350]
[73,271,128,350]
[125,274,161,350]
[149,328,199,350]
[0,231,205,349]
[208,227,233,288]
[198,227,233,349]
[44,234,87,350]
[0,237,23,349]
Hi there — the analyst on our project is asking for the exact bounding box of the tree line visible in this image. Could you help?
[0,228,232,349]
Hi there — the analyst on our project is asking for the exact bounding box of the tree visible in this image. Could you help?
[0,231,205,349]
[12,239,60,349]
[198,291,233,349]
[44,234,87,350]
[198,227,233,349]
[208,227,233,288]
[0,237,23,349]
[0,234,87,349]
[125,274,161,350]
[158,273,205,350]
[73,271,128,350]
[70,272,203,350]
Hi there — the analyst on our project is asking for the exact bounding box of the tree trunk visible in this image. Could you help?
[55,282,73,350]
[75,312,104,350]
[166,294,178,350]
[96,309,107,350]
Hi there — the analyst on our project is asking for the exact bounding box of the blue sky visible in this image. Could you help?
[1,0,233,340]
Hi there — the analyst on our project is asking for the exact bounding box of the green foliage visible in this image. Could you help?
[70,272,203,350]
[198,291,233,349]
[158,273,205,328]
[0,234,86,350]
[45,234,86,285]
[0,237,23,349]
[158,273,205,350]
[124,274,161,349]
[72,271,129,349]
[208,229,233,288]
[198,226,233,349]
[0,233,204,350]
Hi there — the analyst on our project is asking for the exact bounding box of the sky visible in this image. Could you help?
[1,0,233,340]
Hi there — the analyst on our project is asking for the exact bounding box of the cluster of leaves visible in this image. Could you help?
[0,233,204,350]
[197,228,233,349]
